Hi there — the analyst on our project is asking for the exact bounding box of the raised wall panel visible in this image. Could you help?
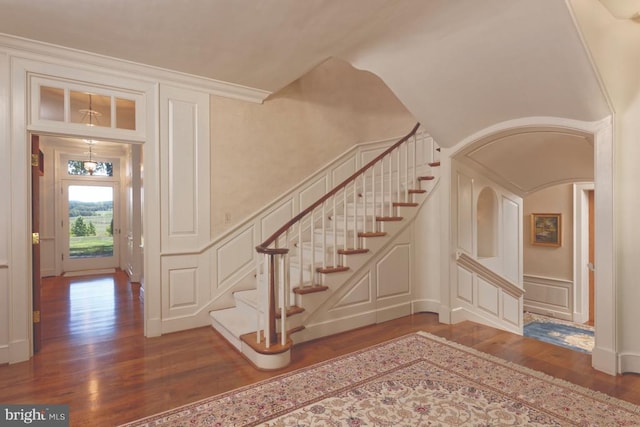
[457,172,473,253]
[168,99,197,235]
[376,244,410,298]
[261,199,294,241]
[477,277,499,315]
[0,267,8,364]
[456,266,473,304]
[502,292,520,326]
[331,156,357,187]
[216,226,254,286]
[168,268,198,309]
[160,84,210,252]
[502,196,520,283]
[523,275,571,316]
[333,273,371,309]
[300,177,328,212]
[360,147,386,165]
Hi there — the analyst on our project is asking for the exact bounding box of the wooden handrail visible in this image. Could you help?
[256,123,420,254]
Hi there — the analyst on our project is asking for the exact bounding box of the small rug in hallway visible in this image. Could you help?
[121,332,640,426]
[524,312,595,353]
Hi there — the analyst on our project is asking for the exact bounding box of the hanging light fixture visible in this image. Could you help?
[84,142,97,175]
[79,93,101,127]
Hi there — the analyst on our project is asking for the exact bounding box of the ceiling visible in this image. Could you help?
[0,0,622,195]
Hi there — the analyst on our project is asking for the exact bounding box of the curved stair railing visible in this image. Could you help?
[249,123,437,354]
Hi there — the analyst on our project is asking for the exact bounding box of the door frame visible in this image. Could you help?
[61,180,121,273]
[573,182,594,324]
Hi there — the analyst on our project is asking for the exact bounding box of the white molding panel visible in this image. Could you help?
[261,199,295,241]
[216,226,255,287]
[333,273,372,309]
[523,274,573,321]
[376,244,411,299]
[160,84,210,253]
[457,172,473,253]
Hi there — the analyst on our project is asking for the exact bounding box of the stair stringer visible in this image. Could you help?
[290,180,441,344]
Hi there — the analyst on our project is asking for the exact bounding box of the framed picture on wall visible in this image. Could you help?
[531,213,561,247]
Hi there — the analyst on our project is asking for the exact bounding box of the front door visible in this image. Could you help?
[62,181,119,273]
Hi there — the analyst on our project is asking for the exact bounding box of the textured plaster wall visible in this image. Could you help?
[523,184,574,281]
[210,58,416,237]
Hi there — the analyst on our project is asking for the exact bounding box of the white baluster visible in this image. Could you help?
[280,254,286,346]
[322,202,327,269]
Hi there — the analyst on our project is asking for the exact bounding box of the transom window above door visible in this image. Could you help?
[29,75,145,142]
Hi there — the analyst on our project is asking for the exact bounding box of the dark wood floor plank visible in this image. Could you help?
[0,270,639,426]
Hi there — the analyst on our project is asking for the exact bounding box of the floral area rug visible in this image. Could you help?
[524,312,595,353]
[121,331,639,426]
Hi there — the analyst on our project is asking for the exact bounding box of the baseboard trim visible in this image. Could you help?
[0,344,8,364]
[618,352,640,375]
[8,339,30,364]
[592,345,618,375]
[412,299,441,314]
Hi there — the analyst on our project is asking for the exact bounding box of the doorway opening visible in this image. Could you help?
[33,134,144,350]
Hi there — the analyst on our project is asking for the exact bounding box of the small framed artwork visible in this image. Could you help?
[531,213,561,247]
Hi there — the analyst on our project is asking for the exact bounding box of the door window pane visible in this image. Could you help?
[68,185,114,258]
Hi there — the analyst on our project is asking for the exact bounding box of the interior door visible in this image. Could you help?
[31,135,42,352]
[62,181,120,273]
[588,190,595,324]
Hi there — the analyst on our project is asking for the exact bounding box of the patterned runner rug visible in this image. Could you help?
[524,312,595,353]
[121,332,640,426]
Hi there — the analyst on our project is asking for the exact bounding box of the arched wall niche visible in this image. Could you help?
[477,186,498,258]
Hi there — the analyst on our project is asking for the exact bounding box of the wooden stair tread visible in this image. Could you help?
[408,189,427,194]
[358,231,387,238]
[287,325,305,335]
[337,248,369,255]
[240,331,292,355]
[316,265,349,274]
[293,285,329,295]
[393,202,418,207]
[376,216,403,221]
[429,161,441,167]
[275,305,304,318]
[418,175,435,181]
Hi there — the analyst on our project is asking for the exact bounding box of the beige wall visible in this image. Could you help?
[210,58,416,237]
[523,184,574,281]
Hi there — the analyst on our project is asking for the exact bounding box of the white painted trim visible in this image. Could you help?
[573,182,594,324]
[412,299,440,314]
[0,33,270,103]
[447,115,615,375]
[619,353,640,374]
[456,252,524,298]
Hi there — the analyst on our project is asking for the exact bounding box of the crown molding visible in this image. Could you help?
[0,33,270,103]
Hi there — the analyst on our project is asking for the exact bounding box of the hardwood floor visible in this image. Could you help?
[1,270,639,426]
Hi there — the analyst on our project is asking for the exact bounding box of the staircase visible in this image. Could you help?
[210,124,440,369]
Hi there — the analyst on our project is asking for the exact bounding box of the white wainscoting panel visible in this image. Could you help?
[216,226,254,286]
[0,266,8,364]
[457,265,474,304]
[502,196,521,284]
[457,172,473,253]
[169,268,198,308]
[477,277,499,316]
[299,176,328,212]
[502,292,521,327]
[261,199,294,241]
[331,155,357,187]
[333,273,372,309]
[160,84,210,253]
[376,244,410,299]
[523,274,573,320]
[162,253,211,320]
